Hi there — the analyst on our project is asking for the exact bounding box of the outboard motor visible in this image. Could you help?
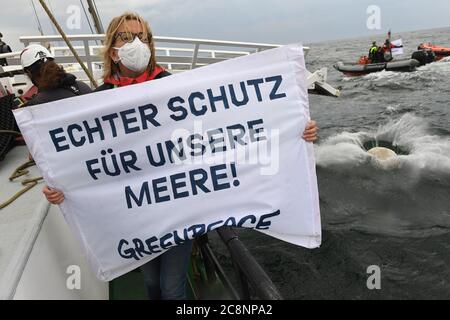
[411,49,436,66]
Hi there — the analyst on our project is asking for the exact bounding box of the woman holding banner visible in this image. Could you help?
[43,11,318,300]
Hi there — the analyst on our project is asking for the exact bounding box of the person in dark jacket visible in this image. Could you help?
[0,32,13,66]
[20,44,91,106]
[20,44,92,161]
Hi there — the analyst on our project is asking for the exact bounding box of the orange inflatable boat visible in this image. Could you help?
[418,43,450,60]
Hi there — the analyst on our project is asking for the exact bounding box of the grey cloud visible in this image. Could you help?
[1,0,449,51]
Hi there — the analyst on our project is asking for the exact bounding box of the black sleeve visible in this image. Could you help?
[24,95,41,107]
[94,83,114,92]
[155,70,172,79]
[76,81,93,94]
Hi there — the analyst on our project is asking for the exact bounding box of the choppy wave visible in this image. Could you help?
[314,114,450,238]
[254,28,450,298]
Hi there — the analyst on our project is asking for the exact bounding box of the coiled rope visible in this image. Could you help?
[0,131,44,209]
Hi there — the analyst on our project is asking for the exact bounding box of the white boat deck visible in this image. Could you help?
[0,146,107,299]
[0,146,48,299]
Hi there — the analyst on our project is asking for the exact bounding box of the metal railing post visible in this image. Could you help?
[83,40,94,77]
[191,44,200,69]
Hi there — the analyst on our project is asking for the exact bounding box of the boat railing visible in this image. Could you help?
[198,227,283,300]
[5,34,288,76]
[1,34,340,96]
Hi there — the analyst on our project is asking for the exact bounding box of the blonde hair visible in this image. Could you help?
[101,12,157,80]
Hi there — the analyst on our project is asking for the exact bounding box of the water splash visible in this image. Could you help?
[316,114,450,238]
[316,113,450,175]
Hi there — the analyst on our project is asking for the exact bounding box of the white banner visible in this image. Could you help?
[14,43,321,281]
[391,39,404,56]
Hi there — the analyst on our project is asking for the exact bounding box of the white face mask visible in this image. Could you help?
[114,37,151,73]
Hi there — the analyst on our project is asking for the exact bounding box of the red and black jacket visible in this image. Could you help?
[95,66,170,92]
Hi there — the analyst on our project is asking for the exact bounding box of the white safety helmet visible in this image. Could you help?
[20,44,54,68]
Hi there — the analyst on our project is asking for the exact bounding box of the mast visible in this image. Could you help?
[30,0,44,36]
[86,0,104,34]
[37,0,98,88]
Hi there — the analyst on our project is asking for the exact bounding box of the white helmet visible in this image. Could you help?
[20,44,54,68]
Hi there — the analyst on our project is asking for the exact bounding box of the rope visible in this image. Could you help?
[30,0,44,36]
[9,160,37,180]
[0,160,43,210]
[38,0,98,88]
[0,130,22,136]
[80,0,96,36]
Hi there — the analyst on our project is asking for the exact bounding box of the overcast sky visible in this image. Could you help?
[1,0,450,50]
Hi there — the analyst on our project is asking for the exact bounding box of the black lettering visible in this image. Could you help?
[125,182,151,209]
[247,119,267,142]
[152,177,170,203]
[188,91,207,116]
[207,128,226,153]
[207,86,229,112]
[210,164,230,191]
[247,78,264,102]
[165,138,186,163]
[146,144,166,167]
[189,169,211,195]
[120,109,140,134]
[168,96,188,121]
[145,236,162,254]
[188,224,206,239]
[83,118,105,143]
[139,104,160,129]
[86,159,101,180]
[170,172,189,199]
[206,220,224,232]
[265,75,287,100]
[120,150,141,173]
[237,215,257,227]
[101,113,119,137]
[255,210,281,230]
[226,124,247,148]
[67,124,86,147]
[133,238,151,257]
[160,233,173,250]
[229,82,249,107]
[173,229,190,245]
[49,128,69,152]
[223,217,237,227]
[187,134,205,156]
[118,239,139,260]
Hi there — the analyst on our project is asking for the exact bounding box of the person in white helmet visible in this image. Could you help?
[20,44,92,107]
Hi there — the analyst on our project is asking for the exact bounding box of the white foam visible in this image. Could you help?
[418,59,450,74]
[315,132,370,167]
[315,114,450,173]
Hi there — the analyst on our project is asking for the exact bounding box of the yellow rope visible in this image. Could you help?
[0,160,43,210]
[9,160,37,180]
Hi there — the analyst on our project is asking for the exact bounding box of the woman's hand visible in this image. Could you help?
[303,120,318,142]
[42,185,65,204]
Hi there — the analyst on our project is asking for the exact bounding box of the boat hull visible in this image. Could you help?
[334,59,420,76]
[418,43,450,60]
